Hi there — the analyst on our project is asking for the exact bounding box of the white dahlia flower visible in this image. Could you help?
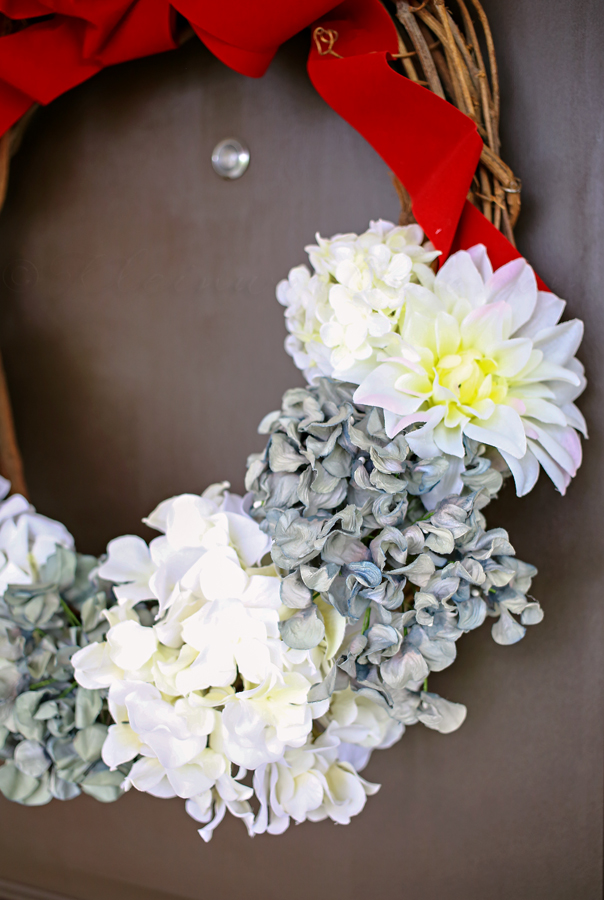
[350,245,586,497]
[277,220,439,383]
[73,484,388,839]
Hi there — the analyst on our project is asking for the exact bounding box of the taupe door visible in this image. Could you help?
[0,2,602,897]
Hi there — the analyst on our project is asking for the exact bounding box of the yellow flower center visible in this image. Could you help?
[415,348,510,426]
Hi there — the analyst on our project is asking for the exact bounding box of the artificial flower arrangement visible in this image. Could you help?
[0,220,585,840]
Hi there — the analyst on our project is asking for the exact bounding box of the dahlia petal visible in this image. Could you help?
[548,357,586,404]
[354,364,425,417]
[405,282,446,316]
[464,405,527,458]
[518,358,581,385]
[520,399,568,427]
[467,243,493,283]
[515,290,566,338]
[460,301,509,352]
[561,402,588,437]
[499,448,540,496]
[405,408,446,458]
[435,311,461,358]
[527,422,582,477]
[433,422,466,458]
[382,409,431,439]
[526,438,571,494]
[491,338,533,377]
[532,319,584,366]
[435,250,486,310]
[486,257,537,332]
[402,311,437,354]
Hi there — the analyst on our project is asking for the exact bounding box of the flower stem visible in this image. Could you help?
[29,678,55,690]
[60,597,80,628]
[362,606,371,633]
[57,681,77,700]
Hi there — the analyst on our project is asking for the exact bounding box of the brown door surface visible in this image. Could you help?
[0,2,602,898]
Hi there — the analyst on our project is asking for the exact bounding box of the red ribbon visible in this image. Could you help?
[0,0,542,283]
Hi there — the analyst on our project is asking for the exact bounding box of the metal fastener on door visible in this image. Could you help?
[211,138,250,179]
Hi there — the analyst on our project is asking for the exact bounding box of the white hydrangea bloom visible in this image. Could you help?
[0,476,74,595]
[326,686,404,771]
[73,483,395,840]
[97,482,270,611]
[277,220,439,383]
[252,732,379,835]
[352,245,586,497]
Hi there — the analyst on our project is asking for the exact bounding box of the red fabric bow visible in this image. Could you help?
[0,0,537,281]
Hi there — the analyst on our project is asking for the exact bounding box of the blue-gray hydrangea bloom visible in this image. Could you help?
[0,547,129,806]
[246,378,542,725]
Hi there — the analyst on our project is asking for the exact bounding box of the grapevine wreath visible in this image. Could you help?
[0,1,586,840]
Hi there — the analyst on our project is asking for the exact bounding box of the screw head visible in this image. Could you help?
[211,138,250,179]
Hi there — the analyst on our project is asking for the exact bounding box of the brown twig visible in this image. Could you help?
[391,0,520,240]
[0,119,30,497]
[392,174,415,226]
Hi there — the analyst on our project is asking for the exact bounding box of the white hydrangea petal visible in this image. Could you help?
[72,642,123,689]
[149,547,202,614]
[337,742,372,772]
[98,535,155,585]
[102,724,142,769]
[126,757,176,798]
[107,621,157,671]
[195,547,249,601]
[166,763,217,799]
[224,511,271,567]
